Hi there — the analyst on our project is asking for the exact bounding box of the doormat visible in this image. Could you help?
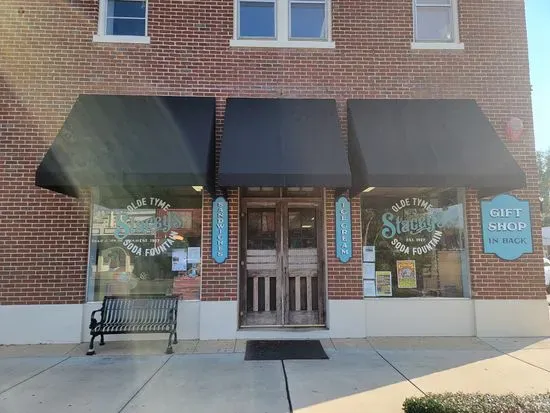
[244,340,329,360]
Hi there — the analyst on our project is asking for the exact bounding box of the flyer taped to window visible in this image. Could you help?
[397,260,417,289]
[375,271,392,296]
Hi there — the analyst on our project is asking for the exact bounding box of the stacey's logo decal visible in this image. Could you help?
[381,198,443,255]
[114,197,183,256]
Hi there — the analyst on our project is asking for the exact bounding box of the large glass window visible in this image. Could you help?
[87,188,202,301]
[361,188,469,298]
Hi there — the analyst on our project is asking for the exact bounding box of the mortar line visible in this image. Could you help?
[0,356,70,395]
[117,354,173,413]
[480,338,550,374]
[281,360,294,413]
[366,340,427,396]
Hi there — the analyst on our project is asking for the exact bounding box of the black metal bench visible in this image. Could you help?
[87,295,178,355]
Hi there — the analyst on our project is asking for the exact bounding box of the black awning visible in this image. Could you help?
[219,98,351,188]
[348,99,526,196]
[36,95,216,196]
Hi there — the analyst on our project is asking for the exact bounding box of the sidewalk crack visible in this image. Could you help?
[480,338,550,374]
[117,354,173,413]
[281,360,293,413]
[0,356,70,396]
[367,343,427,397]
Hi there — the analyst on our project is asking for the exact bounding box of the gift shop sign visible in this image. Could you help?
[212,196,229,263]
[381,198,443,255]
[335,196,352,263]
[114,197,183,256]
[481,194,533,260]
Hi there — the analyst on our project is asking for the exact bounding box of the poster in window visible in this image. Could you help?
[375,271,392,296]
[362,262,375,280]
[187,263,201,278]
[363,245,375,262]
[171,248,187,271]
[397,260,417,289]
[187,247,201,264]
[363,279,376,297]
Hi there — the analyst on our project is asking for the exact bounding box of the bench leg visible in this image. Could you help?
[166,332,174,354]
[100,334,105,346]
[87,335,97,356]
[173,331,178,345]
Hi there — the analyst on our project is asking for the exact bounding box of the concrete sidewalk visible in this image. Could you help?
[0,337,549,413]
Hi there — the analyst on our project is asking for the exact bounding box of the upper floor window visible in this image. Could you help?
[94,0,150,44]
[239,0,276,38]
[413,0,463,49]
[232,0,335,48]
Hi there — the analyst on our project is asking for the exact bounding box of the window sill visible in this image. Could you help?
[411,42,464,50]
[364,297,471,301]
[93,35,151,44]
[230,39,336,49]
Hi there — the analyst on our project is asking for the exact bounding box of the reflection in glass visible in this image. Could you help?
[415,6,453,42]
[239,1,276,38]
[247,210,276,249]
[106,0,147,36]
[289,208,316,249]
[290,2,327,39]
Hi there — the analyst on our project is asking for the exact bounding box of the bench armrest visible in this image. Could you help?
[89,307,103,330]
[169,307,178,325]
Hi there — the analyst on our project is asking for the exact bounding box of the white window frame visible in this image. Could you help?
[231,0,335,49]
[93,0,151,44]
[411,0,464,50]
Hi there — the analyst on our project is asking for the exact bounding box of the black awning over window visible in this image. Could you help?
[347,99,526,196]
[36,95,216,196]
[219,98,351,188]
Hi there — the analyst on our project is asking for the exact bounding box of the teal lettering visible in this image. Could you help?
[381,212,396,238]
[114,214,131,240]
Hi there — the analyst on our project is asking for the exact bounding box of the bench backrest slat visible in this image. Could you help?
[101,296,178,327]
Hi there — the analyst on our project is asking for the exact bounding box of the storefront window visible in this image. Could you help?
[87,188,202,301]
[361,188,469,298]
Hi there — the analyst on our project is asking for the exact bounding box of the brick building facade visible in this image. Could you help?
[1,0,549,344]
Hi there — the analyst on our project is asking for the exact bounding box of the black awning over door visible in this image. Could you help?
[219,98,351,188]
[36,95,216,196]
[347,99,526,196]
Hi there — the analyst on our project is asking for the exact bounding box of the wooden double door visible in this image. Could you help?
[239,200,325,327]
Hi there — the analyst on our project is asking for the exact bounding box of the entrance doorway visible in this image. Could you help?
[239,198,325,327]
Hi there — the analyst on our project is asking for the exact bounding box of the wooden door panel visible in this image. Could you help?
[241,206,281,326]
[285,206,323,326]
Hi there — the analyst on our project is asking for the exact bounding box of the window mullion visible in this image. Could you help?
[279,0,289,41]
[99,0,107,35]
[145,0,149,36]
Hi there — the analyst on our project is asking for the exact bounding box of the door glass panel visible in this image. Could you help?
[247,210,276,249]
[288,208,316,248]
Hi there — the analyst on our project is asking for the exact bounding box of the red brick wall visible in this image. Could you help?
[0,0,543,304]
